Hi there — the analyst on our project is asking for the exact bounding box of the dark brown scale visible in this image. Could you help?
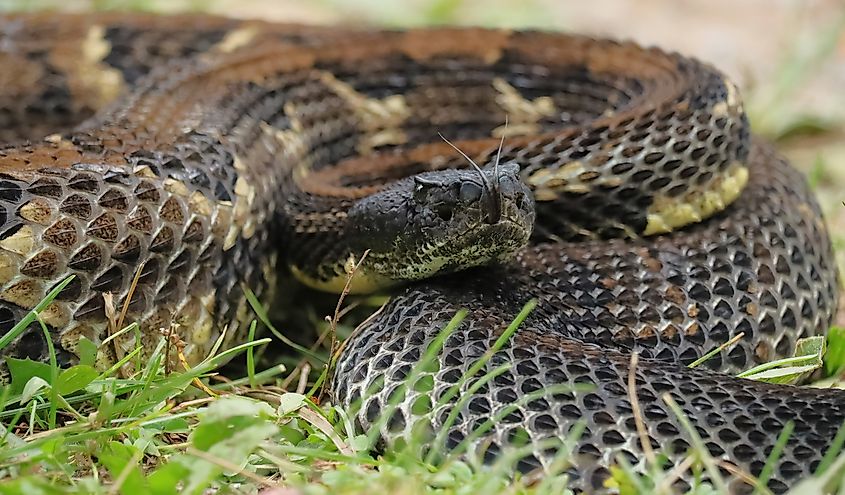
[0,13,840,494]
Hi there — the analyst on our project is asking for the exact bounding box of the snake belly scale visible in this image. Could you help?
[0,13,841,493]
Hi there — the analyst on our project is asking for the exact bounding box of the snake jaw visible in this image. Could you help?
[344,162,534,285]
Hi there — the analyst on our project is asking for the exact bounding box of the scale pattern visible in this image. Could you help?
[0,13,841,493]
[334,145,841,493]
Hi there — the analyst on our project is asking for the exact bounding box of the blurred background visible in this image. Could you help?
[3,0,845,316]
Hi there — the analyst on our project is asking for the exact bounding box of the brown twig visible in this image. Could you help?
[116,261,145,333]
[280,310,349,391]
[163,322,178,375]
[279,365,303,391]
[331,300,387,361]
[318,250,370,401]
[627,352,657,466]
[328,251,370,354]
[103,262,146,378]
[178,341,218,398]
[102,292,126,374]
[169,396,217,413]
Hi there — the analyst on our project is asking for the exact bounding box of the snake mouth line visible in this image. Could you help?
[288,215,528,295]
[363,213,533,282]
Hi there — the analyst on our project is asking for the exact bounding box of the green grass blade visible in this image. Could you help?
[0,275,75,351]
[246,320,258,389]
[815,419,845,475]
[243,286,323,361]
[752,421,794,495]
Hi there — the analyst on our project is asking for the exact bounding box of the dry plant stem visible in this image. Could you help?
[117,261,145,333]
[102,292,126,375]
[329,250,372,353]
[169,396,217,413]
[104,262,146,377]
[178,347,218,397]
[313,317,340,349]
[280,323,336,390]
[298,407,353,455]
[186,447,282,488]
[655,455,695,493]
[717,460,769,493]
[688,332,746,369]
[296,362,310,394]
[103,292,117,332]
[628,352,657,466]
[335,300,362,321]
[280,365,303,391]
[164,323,177,375]
[332,302,387,359]
[318,250,370,401]
[243,389,285,405]
[210,374,232,384]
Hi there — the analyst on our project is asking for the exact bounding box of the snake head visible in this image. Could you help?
[346,162,535,283]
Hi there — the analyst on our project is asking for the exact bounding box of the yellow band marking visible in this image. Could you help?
[0,253,17,284]
[319,71,411,153]
[189,191,213,217]
[492,78,556,137]
[133,165,159,178]
[19,199,55,225]
[644,163,748,235]
[164,178,190,197]
[214,26,259,54]
[712,77,743,117]
[77,25,126,109]
[1,279,43,309]
[0,226,35,256]
[220,157,260,248]
[40,302,71,328]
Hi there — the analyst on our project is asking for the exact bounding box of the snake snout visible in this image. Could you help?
[344,164,534,283]
[491,162,534,224]
[441,161,534,228]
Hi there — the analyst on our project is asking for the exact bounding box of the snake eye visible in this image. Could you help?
[459,181,483,203]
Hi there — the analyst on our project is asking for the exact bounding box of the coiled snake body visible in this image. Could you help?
[0,13,841,493]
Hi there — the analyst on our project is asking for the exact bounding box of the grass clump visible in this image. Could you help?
[0,277,578,494]
[1,276,845,494]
